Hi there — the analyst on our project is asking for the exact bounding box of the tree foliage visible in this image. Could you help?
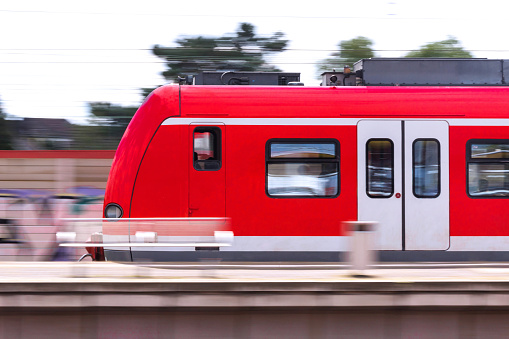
[318,36,375,74]
[82,102,138,149]
[405,37,472,58]
[88,102,137,124]
[84,23,287,145]
[0,99,13,150]
[152,22,289,82]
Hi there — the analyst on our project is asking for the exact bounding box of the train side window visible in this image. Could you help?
[413,139,440,198]
[366,139,394,198]
[467,140,509,197]
[266,140,339,198]
[193,127,221,171]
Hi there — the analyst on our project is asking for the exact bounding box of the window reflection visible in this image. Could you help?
[471,144,509,159]
[194,131,216,160]
[193,128,221,171]
[467,140,509,198]
[267,163,338,196]
[267,141,339,197]
[469,163,509,196]
[270,143,336,159]
[413,140,440,198]
[367,139,393,198]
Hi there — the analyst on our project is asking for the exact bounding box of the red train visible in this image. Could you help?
[101,81,509,261]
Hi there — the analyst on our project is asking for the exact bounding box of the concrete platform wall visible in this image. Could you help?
[0,309,508,339]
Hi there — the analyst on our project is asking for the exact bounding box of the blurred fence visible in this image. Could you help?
[0,150,114,190]
[0,151,114,261]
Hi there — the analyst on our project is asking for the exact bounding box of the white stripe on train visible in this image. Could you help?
[103,235,509,252]
[162,118,509,126]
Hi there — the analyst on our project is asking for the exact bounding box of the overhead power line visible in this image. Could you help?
[0,9,454,20]
[2,48,509,53]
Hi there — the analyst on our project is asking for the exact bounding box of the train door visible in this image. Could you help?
[188,124,225,218]
[358,120,449,250]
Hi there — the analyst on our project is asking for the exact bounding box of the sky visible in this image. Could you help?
[1,0,509,124]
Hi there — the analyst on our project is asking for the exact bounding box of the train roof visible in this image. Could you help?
[176,85,509,119]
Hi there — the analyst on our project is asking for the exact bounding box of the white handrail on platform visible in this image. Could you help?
[60,243,232,248]
[5,217,228,222]
[57,230,234,248]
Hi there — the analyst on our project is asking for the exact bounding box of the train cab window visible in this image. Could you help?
[413,139,440,198]
[266,140,339,198]
[193,127,221,171]
[366,139,394,198]
[467,140,509,197]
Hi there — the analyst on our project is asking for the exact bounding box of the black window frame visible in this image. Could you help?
[466,139,509,199]
[412,138,441,199]
[366,138,394,199]
[193,126,222,171]
[265,138,340,199]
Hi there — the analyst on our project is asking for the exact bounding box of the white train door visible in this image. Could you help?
[358,120,449,250]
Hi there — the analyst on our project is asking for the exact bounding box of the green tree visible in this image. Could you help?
[405,37,472,58]
[83,23,287,148]
[77,102,138,149]
[318,36,375,74]
[152,22,289,82]
[0,99,13,150]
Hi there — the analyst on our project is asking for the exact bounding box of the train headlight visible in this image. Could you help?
[104,203,123,218]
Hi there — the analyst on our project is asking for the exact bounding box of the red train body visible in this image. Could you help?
[103,84,509,261]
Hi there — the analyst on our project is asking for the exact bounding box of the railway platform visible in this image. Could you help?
[1,262,509,338]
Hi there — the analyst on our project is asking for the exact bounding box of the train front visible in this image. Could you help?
[99,85,231,261]
[101,85,181,261]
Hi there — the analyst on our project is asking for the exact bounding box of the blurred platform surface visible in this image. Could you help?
[3,261,509,307]
[2,262,509,338]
